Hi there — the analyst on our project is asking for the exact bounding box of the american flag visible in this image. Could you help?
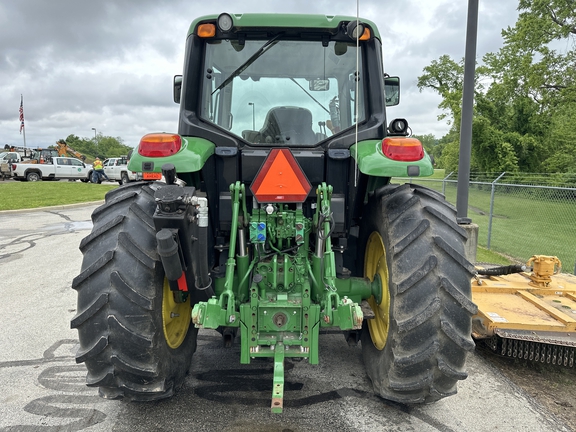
[19,95,25,134]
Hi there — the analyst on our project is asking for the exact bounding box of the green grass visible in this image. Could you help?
[427,169,447,179]
[476,246,513,265]
[0,181,117,211]
[393,177,576,268]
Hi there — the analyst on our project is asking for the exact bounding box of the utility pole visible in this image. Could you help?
[457,0,479,224]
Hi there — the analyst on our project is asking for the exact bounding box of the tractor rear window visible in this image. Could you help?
[201,39,365,146]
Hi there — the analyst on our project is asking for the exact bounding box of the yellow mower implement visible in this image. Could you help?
[472,256,576,367]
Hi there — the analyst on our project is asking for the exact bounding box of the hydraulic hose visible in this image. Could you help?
[476,264,529,276]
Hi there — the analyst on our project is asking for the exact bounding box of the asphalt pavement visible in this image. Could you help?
[0,203,571,431]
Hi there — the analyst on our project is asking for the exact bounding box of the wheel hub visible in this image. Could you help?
[162,279,192,349]
[364,232,391,350]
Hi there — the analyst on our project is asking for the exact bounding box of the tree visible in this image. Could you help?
[94,135,131,158]
[542,102,576,173]
[412,133,436,153]
[417,55,489,128]
[436,134,460,172]
[487,0,576,108]
[61,134,132,161]
[417,0,576,174]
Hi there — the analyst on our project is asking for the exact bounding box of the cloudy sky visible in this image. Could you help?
[1,0,519,150]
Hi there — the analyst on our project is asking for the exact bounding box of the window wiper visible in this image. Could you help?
[212,33,284,95]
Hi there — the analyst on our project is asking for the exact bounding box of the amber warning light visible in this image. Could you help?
[251,149,311,203]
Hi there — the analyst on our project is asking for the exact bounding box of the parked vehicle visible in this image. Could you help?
[0,152,23,164]
[102,157,138,184]
[12,157,93,182]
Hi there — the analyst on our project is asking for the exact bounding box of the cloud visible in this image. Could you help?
[0,0,518,148]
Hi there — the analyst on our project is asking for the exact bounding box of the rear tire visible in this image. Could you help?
[72,182,198,401]
[120,172,130,185]
[26,172,41,182]
[358,183,477,404]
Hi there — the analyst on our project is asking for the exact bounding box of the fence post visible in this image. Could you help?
[487,172,506,249]
[443,171,454,195]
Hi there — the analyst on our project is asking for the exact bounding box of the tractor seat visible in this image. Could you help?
[257,106,316,145]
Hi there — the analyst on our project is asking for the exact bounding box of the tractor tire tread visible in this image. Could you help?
[395,297,441,333]
[110,271,153,311]
[393,339,439,367]
[392,219,430,255]
[107,314,153,347]
[72,183,197,401]
[79,215,125,252]
[86,368,114,387]
[424,206,468,239]
[360,183,476,404]
[76,336,108,363]
[71,293,109,328]
[118,231,157,269]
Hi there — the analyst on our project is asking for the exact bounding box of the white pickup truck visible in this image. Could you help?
[100,157,138,184]
[11,157,93,182]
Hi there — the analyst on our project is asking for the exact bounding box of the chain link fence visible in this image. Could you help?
[395,172,576,272]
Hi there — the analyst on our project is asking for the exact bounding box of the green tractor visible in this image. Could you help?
[72,13,477,413]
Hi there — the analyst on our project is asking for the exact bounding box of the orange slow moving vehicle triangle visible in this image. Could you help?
[251,149,311,203]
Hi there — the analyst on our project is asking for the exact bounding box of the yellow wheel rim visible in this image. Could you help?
[162,279,192,349]
[364,232,391,350]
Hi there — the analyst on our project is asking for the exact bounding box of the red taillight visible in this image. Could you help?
[138,133,182,157]
[381,137,424,162]
[250,149,311,203]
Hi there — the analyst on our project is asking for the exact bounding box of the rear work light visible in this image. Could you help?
[381,137,424,162]
[138,133,182,157]
[346,21,371,41]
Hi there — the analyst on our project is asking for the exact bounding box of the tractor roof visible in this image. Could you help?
[188,13,381,41]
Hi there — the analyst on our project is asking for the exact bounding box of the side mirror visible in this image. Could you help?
[173,75,182,104]
[384,76,400,106]
[309,79,330,91]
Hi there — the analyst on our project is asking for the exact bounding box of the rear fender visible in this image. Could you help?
[351,139,434,178]
[128,136,215,175]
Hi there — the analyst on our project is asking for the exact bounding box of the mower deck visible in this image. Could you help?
[472,266,576,367]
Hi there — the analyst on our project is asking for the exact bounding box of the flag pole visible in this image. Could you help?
[22,120,27,151]
[20,94,27,151]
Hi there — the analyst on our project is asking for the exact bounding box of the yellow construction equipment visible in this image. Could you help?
[54,139,86,160]
[472,255,576,367]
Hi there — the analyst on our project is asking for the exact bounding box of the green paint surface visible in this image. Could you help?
[128,137,215,173]
[351,140,434,177]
